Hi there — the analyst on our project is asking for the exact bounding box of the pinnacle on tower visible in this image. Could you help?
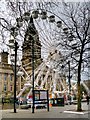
[26,16,37,36]
[30,15,33,23]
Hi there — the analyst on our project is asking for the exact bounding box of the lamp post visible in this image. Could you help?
[9,27,19,113]
[32,33,35,113]
[13,41,18,113]
[9,39,18,113]
[9,40,18,113]
[68,61,71,105]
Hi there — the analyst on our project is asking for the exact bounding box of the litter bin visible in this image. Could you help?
[56,98,64,106]
[51,97,64,106]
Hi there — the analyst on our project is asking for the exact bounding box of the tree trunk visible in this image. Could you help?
[77,54,83,111]
[77,79,82,111]
[76,40,85,111]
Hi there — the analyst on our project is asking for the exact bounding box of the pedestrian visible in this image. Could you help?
[2,97,4,109]
[86,94,89,105]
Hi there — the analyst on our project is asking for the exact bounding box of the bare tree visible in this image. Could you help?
[48,2,90,111]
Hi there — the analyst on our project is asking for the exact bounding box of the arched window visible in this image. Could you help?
[10,74,13,81]
[10,85,13,91]
[4,73,8,81]
[4,84,7,91]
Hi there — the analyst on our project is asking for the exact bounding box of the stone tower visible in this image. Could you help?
[21,16,42,75]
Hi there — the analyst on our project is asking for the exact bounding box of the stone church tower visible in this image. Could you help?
[21,16,42,75]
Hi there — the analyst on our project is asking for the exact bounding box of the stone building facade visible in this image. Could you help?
[0,51,21,98]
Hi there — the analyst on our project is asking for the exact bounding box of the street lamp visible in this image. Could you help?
[10,39,24,112]
[68,61,71,105]
[9,35,18,113]
[13,41,18,113]
[31,20,35,113]
[9,26,19,113]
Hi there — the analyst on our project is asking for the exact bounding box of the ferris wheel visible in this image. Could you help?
[15,5,79,98]
[0,1,82,98]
